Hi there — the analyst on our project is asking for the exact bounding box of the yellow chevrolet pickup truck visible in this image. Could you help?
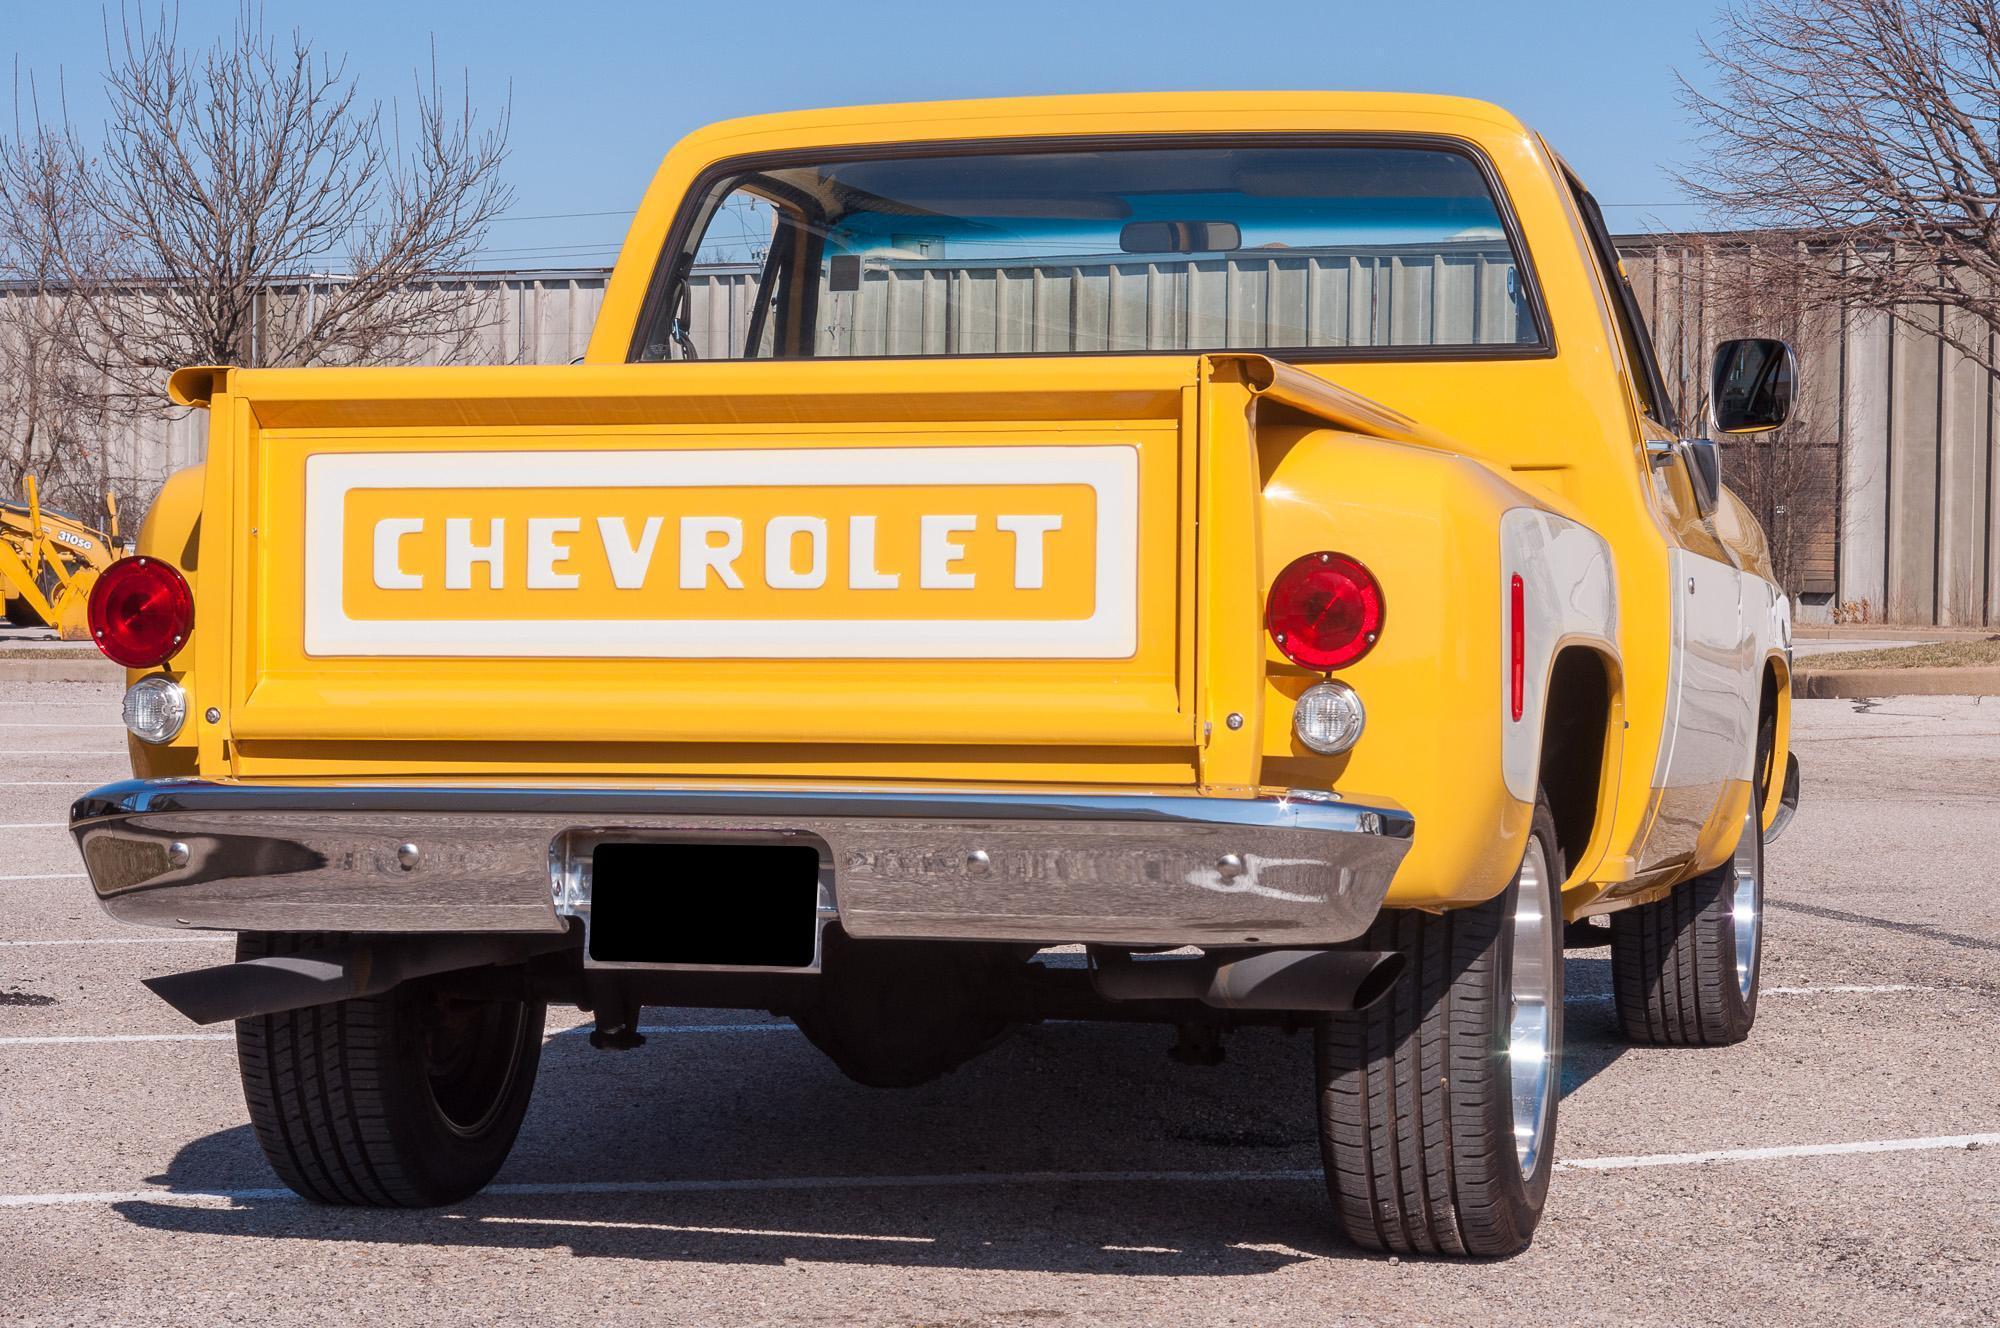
[70,92,1802,1256]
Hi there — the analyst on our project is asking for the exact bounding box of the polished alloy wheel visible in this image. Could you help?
[1507,837,1556,1179]
[1731,802,1764,1001]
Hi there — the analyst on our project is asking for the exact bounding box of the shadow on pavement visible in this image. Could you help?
[1560,953,1630,1100]
[110,968,1631,1272]
[113,1172,1358,1275]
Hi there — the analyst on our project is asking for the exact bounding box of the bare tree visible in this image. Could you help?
[0,76,119,515]
[1681,0,2000,374]
[54,3,513,401]
[1624,234,1849,598]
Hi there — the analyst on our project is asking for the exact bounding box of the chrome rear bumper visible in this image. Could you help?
[69,780,1413,948]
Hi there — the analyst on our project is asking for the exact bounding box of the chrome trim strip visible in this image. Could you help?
[70,780,1414,947]
[71,779,1412,838]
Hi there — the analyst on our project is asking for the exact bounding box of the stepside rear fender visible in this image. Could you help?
[1255,422,1620,910]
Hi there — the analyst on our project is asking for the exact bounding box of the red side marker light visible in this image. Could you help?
[1509,573,1526,722]
[1265,552,1384,671]
[87,557,194,669]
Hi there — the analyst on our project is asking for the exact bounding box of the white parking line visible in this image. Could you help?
[0,1132,1993,1210]
[0,1032,231,1046]
[0,751,125,756]
[1572,983,1942,1002]
[0,872,88,882]
[469,1215,933,1243]
[1560,1133,2000,1170]
[0,823,65,829]
[0,1023,795,1047]
[0,936,228,948]
[1763,984,1935,995]
[0,724,125,729]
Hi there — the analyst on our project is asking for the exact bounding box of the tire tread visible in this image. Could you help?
[1609,860,1754,1047]
[234,932,540,1206]
[1316,800,1564,1257]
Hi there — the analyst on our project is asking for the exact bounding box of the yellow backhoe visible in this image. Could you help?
[0,475,128,640]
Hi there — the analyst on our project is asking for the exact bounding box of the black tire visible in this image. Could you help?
[1609,796,1764,1048]
[1609,706,1771,1047]
[234,932,546,1206]
[1315,796,1565,1257]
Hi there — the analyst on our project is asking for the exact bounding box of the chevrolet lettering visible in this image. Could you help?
[70,93,1799,1256]
[315,445,1129,656]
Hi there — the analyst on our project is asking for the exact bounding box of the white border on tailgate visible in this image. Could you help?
[302,445,1140,658]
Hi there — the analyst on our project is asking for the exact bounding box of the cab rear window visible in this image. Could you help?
[632,139,1547,363]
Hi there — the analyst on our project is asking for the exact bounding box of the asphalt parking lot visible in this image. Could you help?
[0,680,1995,1326]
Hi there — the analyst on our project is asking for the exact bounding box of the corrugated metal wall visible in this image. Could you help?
[55,251,2000,626]
[682,242,1529,358]
[75,271,608,500]
[1625,243,2000,626]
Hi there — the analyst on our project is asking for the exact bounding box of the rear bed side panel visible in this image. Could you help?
[195,384,245,777]
[1194,360,1269,793]
[1256,427,1556,909]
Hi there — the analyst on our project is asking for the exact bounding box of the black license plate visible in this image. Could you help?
[587,840,820,968]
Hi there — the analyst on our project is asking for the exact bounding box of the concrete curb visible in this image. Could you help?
[1793,666,2000,698]
[0,657,122,683]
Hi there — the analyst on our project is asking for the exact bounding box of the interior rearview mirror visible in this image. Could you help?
[1119,220,1242,254]
[1711,337,1796,434]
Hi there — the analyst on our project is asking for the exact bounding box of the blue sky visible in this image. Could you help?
[9,0,1726,268]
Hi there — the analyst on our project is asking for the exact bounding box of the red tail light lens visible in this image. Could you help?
[87,557,194,668]
[1265,551,1384,670]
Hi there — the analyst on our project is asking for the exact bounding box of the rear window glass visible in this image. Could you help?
[633,141,1544,362]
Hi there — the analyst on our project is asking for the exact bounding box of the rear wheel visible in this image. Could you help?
[1314,796,1565,1256]
[1609,794,1764,1046]
[234,932,546,1206]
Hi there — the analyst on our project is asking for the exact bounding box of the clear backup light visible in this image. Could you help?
[1293,680,1365,755]
[122,675,187,745]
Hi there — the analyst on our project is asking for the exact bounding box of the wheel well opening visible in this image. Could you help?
[1540,648,1613,875]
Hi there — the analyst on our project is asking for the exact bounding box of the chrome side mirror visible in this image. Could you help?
[1711,337,1796,434]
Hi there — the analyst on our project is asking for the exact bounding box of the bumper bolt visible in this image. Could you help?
[395,842,421,870]
[166,841,190,869]
[1216,853,1247,880]
[964,849,993,876]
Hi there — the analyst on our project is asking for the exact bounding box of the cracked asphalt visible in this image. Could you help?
[0,682,1995,1326]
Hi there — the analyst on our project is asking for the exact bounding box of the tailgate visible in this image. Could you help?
[201,358,1217,782]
